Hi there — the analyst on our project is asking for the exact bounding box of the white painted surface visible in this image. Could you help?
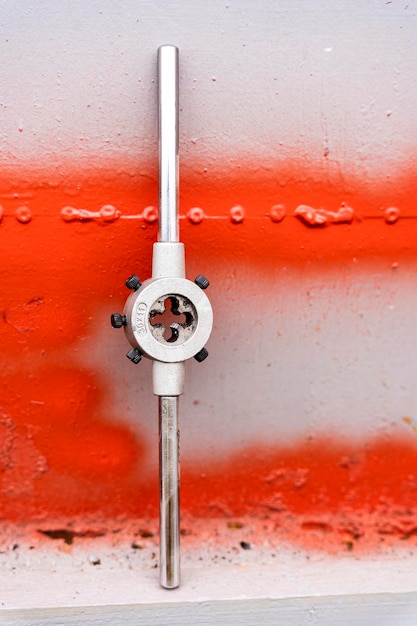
[3,594,417,626]
[0,0,416,179]
[1,530,417,623]
[84,259,417,462]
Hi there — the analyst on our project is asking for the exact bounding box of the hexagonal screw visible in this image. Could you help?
[126,348,142,364]
[194,275,210,290]
[194,347,209,362]
[125,275,141,291]
[110,313,126,328]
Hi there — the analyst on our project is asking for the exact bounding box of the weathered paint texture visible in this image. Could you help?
[1,0,417,553]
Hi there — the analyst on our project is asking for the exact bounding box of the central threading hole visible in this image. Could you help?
[149,295,195,344]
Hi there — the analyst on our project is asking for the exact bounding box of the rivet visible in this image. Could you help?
[230,205,245,224]
[295,205,327,227]
[16,206,32,223]
[143,205,158,224]
[100,204,120,223]
[61,206,78,222]
[384,207,400,224]
[187,207,205,224]
[269,204,286,223]
[333,202,354,224]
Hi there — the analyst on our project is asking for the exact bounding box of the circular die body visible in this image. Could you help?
[123,277,213,363]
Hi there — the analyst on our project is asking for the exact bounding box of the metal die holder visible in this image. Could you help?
[110,44,213,590]
[124,248,213,380]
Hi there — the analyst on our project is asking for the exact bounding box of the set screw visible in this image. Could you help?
[125,275,141,291]
[110,313,126,328]
[127,348,142,364]
[194,275,210,290]
[194,347,209,362]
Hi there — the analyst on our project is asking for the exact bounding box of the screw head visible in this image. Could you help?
[195,275,210,290]
[194,347,209,362]
[125,275,141,291]
[110,313,126,328]
[126,348,142,364]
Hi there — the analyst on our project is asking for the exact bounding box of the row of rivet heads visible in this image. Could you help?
[0,203,403,226]
[60,203,402,226]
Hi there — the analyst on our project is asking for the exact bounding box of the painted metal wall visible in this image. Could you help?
[1,0,417,552]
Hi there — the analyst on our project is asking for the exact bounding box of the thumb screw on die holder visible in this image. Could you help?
[110,313,126,328]
[126,348,142,364]
[194,347,209,362]
[194,275,210,290]
[125,274,141,291]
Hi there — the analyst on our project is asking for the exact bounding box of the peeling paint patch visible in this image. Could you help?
[38,528,105,545]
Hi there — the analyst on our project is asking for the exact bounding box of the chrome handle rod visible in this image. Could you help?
[158,44,179,244]
[157,44,181,590]
[159,395,180,589]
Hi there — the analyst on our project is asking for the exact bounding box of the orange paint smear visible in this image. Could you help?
[1,162,417,552]
[2,433,417,553]
[180,435,417,551]
[182,435,417,515]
